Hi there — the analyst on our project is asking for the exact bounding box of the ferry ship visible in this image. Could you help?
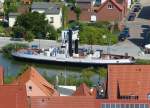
[12,29,135,66]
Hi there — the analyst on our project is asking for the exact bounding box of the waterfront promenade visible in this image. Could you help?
[0,36,150,60]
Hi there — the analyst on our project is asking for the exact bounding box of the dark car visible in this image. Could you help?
[128,15,135,21]
[133,7,139,12]
[134,3,141,10]
[128,12,136,21]
[118,28,130,41]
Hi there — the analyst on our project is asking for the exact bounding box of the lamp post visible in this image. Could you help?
[38,33,42,49]
[102,35,111,54]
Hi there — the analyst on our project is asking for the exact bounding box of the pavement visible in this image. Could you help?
[1,0,150,59]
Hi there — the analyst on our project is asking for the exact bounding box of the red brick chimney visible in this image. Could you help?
[0,66,4,85]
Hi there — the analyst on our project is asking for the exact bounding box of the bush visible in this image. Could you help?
[4,76,16,84]
[2,43,28,58]
[79,25,118,45]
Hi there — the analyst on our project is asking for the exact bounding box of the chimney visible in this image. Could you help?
[0,66,4,85]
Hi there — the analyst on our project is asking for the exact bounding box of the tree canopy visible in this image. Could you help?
[74,6,81,21]
[13,12,58,40]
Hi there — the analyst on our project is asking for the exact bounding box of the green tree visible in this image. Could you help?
[15,12,57,39]
[62,5,68,29]
[81,67,94,79]
[4,0,19,15]
[24,31,35,43]
[74,6,81,21]
[46,25,58,40]
[97,67,107,80]
[66,0,75,4]
[12,26,25,38]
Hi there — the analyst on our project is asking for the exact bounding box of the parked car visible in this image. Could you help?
[128,15,135,21]
[128,12,136,21]
[118,27,130,41]
[132,7,139,12]
[134,5,141,10]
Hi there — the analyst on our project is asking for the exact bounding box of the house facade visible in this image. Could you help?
[68,0,128,22]
[8,12,20,27]
[31,2,62,29]
[13,67,59,96]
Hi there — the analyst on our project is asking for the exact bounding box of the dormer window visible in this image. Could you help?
[29,86,32,91]
[108,5,113,9]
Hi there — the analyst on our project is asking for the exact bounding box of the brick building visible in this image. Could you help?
[68,0,128,22]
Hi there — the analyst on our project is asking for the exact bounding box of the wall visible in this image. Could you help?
[26,80,46,96]
[46,11,62,29]
[96,1,122,21]
[32,9,62,29]
[9,16,17,27]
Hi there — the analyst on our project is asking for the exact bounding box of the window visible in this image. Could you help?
[29,86,32,91]
[50,17,54,23]
[106,104,110,108]
[102,104,106,108]
[116,104,120,108]
[140,104,144,108]
[108,5,113,9]
[111,104,115,108]
[147,93,150,100]
[91,15,96,22]
[101,103,149,108]
[145,104,149,108]
[130,104,134,108]
[135,104,139,108]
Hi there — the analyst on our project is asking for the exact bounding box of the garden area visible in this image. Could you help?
[68,21,119,45]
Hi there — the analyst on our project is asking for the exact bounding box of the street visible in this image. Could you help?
[1,0,150,59]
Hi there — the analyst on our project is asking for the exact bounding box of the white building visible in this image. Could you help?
[8,13,20,27]
[31,2,62,29]
[0,0,4,3]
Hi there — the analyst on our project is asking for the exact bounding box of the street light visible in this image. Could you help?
[38,33,42,49]
[102,35,111,54]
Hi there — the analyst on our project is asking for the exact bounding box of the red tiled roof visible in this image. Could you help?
[31,96,96,108]
[0,85,27,108]
[73,83,93,96]
[13,66,59,96]
[0,66,4,85]
[108,65,150,100]
[95,0,123,12]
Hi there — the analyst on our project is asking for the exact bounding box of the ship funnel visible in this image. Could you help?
[68,29,73,57]
[75,39,78,54]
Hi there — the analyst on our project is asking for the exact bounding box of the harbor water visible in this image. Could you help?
[0,53,100,84]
